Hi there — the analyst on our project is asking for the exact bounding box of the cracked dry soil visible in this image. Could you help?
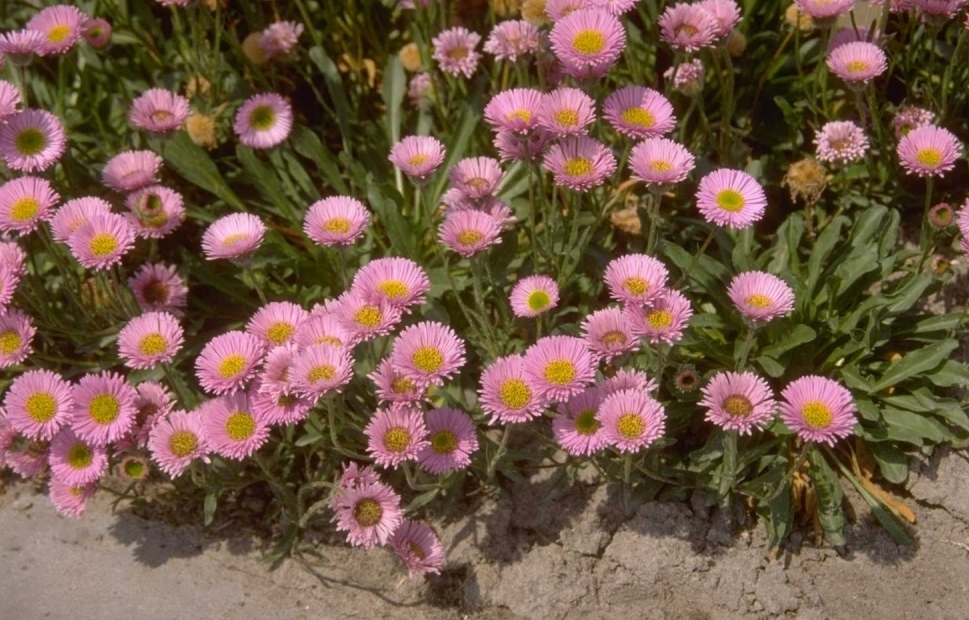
[1,447,967,620]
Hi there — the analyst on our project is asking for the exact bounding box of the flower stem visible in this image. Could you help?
[486,425,513,481]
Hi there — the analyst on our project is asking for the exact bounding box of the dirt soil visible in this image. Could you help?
[1,446,967,620]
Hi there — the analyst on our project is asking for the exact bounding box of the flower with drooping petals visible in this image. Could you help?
[234,93,293,149]
[779,376,857,445]
[0,176,58,235]
[603,86,677,139]
[26,5,86,56]
[303,196,371,247]
[549,9,626,78]
[258,21,304,59]
[202,391,271,459]
[123,185,185,238]
[698,0,742,39]
[129,262,188,315]
[598,368,659,397]
[628,138,695,187]
[0,109,67,173]
[4,369,73,440]
[246,301,308,347]
[69,371,137,447]
[543,135,617,191]
[439,210,504,257]
[696,168,767,228]
[897,125,963,177]
[391,519,447,577]
[332,480,403,549]
[370,358,427,405]
[365,405,429,468]
[334,292,403,344]
[67,213,136,270]
[523,335,596,402]
[794,0,854,22]
[581,307,639,363]
[202,212,267,261]
[0,30,46,64]
[627,288,693,345]
[815,121,869,165]
[597,388,665,453]
[449,157,505,200]
[148,410,209,477]
[432,27,482,78]
[0,309,34,368]
[893,106,935,138]
[603,253,669,306]
[484,20,541,62]
[479,354,547,424]
[294,314,350,350]
[337,462,381,491]
[553,387,607,456]
[592,0,640,14]
[254,344,298,399]
[484,88,543,134]
[289,344,353,399]
[195,330,264,395]
[0,263,20,309]
[352,257,431,311]
[727,271,796,322]
[49,427,108,485]
[537,87,596,137]
[117,312,184,369]
[828,25,877,52]
[49,197,111,243]
[494,128,554,161]
[389,135,446,183]
[49,480,97,519]
[129,88,190,133]
[658,3,718,52]
[666,58,705,97]
[81,17,112,48]
[5,435,49,478]
[509,275,559,318]
[0,80,21,120]
[0,242,24,279]
[700,371,777,435]
[826,41,887,85]
[390,322,466,388]
[417,407,478,474]
[251,388,314,426]
[546,0,592,19]
[101,150,162,192]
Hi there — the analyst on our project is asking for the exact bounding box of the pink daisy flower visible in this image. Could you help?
[484,88,544,134]
[509,275,559,318]
[897,125,963,177]
[549,9,626,78]
[552,387,607,456]
[417,407,478,474]
[815,121,869,165]
[202,391,271,459]
[49,196,111,243]
[598,368,659,398]
[0,30,46,65]
[592,0,640,14]
[0,109,67,173]
[129,262,188,315]
[117,311,184,369]
[581,307,639,363]
[124,185,185,238]
[391,519,447,577]
[432,27,482,78]
[234,93,293,149]
[826,41,887,86]
[698,0,742,39]
[48,427,108,485]
[0,79,22,120]
[67,212,136,270]
[727,271,796,323]
[129,381,175,448]
[794,0,854,21]
[334,292,403,344]
[352,257,430,310]
[101,150,162,192]
[779,376,857,445]
[337,461,381,491]
[257,21,304,59]
[195,330,264,395]
[0,308,35,368]
[390,321,466,388]
[4,369,73,440]
[484,20,540,62]
[893,106,935,138]
[303,196,371,247]
[0,176,58,235]
[828,25,877,52]
[69,371,137,447]
[628,138,695,187]
[627,288,693,345]
[543,136,617,192]
[364,405,429,468]
[49,480,96,519]
[389,135,446,184]
[201,213,267,261]
[81,17,112,48]
[537,87,596,137]
[407,72,433,107]
[26,5,86,56]
[0,241,25,277]
[449,157,505,200]
[699,371,777,435]
[546,0,593,19]
[5,436,49,478]
[0,262,19,309]
[523,335,596,402]
[597,388,665,453]
[332,480,403,549]
[289,344,353,399]
[658,3,718,52]
[294,314,351,350]
[439,210,504,257]
[250,388,314,426]
[603,86,677,140]
[246,301,308,347]
[603,253,669,306]
[370,358,427,405]
[129,88,190,133]
[496,129,554,161]
[148,410,209,477]
[695,168,767,228]
[478,354,547,424]
[255,345,299,399]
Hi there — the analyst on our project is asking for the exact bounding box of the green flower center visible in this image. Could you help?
[138,333,168,356]
[527,290,551,311]
[89,233,118,257]
[499,378,531,410]
[543,359,576,385]
[801,401,833,429]
[616,413,644,439]
[169,430,198,457]
[67,443,93,469]
[621,107,655,128]
[249,105,276,131]
[225,412,256,441]
[265,322,294,344]
[25,392,57,423]
[377,280,408,300]
[10,197,39,222]
[430,429,458,454]
[15,128,46,156]
[723,395,753,418]
[384,427,411,453]
[412,346,444,373]
[123,459,146,479]
[0,329,21,355]
[353,498,383,527]
[572,29,605,55]
[563,157,593,177]
[218,354,247,379]
[715,189,745,212]
[88,394,120,424]
[574,409,600,436]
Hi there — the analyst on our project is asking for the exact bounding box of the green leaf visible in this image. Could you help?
[883,273,934,315]
[839,364,872,391]
[289,125,348,194]
[867,442,909,484]
[203,490,218,526]
[807,215,848,293]
[869,340,958,392]
[809,448,845,546]
[896,313,965,336]
[878,406,952,444]
[308,46,352,151]
[754,355,785,378]
[839,463,915,545]
[759,324,816,358]
[428,96,482,207]
[927,359,969,388]
[381,55,405,145]
[237,145,295,222]
[163,132,245,211]
[832,249,879,297]
[758,478,793,549]
[367,182,417,260]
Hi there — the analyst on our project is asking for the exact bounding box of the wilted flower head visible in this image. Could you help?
[893,106,935,138]
[665,59,705,97]
[782,158,827,204]
[391,520,447,577]
[258,21,304,59]
[0,80,21,121]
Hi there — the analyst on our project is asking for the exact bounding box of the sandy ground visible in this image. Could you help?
[1,447,967,620]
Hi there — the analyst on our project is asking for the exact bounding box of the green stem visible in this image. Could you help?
[646,188,662,255]
[674,228,717,288]
[919,176,934,271]
[486,425,513,480]
[718,429,738,507]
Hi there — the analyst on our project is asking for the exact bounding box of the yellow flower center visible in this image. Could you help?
[457,230,483,246]
[0,329,21,354]
[169,430,198,457]
[648,160,673,172]
[448,47,470,60]
[412,346,444,373]
[47,24,72,43]
[25,392,57,423]
[646,310,673,329]
[623,277,649,296]
[845,60,870,74]
[716,189,745,212]
[801,401,833,428]
[138,333,168,356]
[249,105,276,131]
[225,412,256,441]
[377,279,409,299]
[506,109,532,123]
[527,290,551,311]
[383,427,412,453]
[723,395,753,417]
[430,429,458,454]
[574,409,600,436]
[499,378,532,409]
[10,197,39,222]
[265,322,294,344]
[307,364,336,383]
[15,128,47,156]
[620,107,655,128]
[220,232,248,247]
[744,294,773,309]
[563,157,593,177]
[915,148,942,167]
[408,153,429,167]
[323,217,351,234]
[217,354,247,379]
[543,359,576,385]
[674,24,699,38]
[353,498,383,527]
[554,109,580,127]
[572,29,605,55]
[600,330,627,347]
[67,443,93,469]
[392,376,416,395]
[316,335,343,347]
[88,394,120,424]
[353,305,383,328]
[89,233,119,257]
[616,413,644,439]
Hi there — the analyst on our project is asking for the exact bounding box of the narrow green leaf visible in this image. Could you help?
[289,125,348,194]
[759,324,816,358]
[869,340,958,392]
[381,55,405,145]
[308,46,352,151]
[884,273,934,315]
[203,491,218,526]
[236,145,295,223]
[807,215,848,293]
[810,448,846,546]
[832,249,879,297]
[367,183,417,259]
[163,132,245,211]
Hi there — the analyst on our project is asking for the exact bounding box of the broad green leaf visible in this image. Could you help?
[367,183,418,259]
[832,249,879,297]
[163,132,245,211]
[839,364,872,392]
[867,441,909,485]
[810,448,846,546]
[807,215,848,293]
[879,406,952,444]
[869,340,958,392]
[896,313,965,336]
[759,324,816,358]
[839,464,915,545]
[926,359,969,389]
[883,273,934,315]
